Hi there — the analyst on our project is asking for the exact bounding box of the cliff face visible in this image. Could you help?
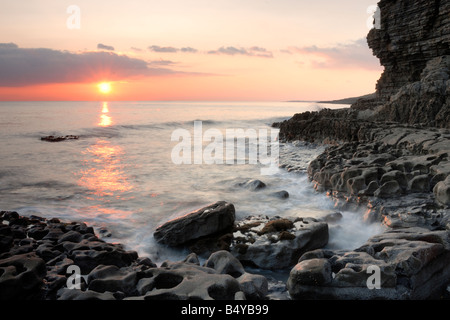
[369,0,450,101]
[360,0,450,127]
[275,0,450,141]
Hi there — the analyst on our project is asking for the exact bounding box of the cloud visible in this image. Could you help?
[97,43,115,51]
[148,59,177,66]
[0,43,178,87]
[180,47,198,53]
[286,39,381,70]
[148,45,178,53]
[148,45,198,53]
[208,46,273,58]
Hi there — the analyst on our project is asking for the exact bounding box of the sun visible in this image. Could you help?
[98,82,112,94]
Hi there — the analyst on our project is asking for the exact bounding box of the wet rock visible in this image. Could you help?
[270,190,289,199]
[87,265,138,295]
[434,176,450,206]
[40,135,79,142]
[57,288,116,300]
[0,253,46,299]
[205,250,246,278]
[230,216,328,269]
[237,179,266,191]
[153,201,236,246]
[1,212,266,301]
[287,227,450,300]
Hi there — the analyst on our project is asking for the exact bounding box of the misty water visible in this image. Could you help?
[0,101,384,264]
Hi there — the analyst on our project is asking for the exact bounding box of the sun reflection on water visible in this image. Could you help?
[99,102,112,127]
[77,102,133,200]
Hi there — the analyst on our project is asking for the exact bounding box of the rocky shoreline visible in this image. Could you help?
[272,120,450,299]
[271,0,450,299]
[2,0,450,301]
[0,211,273,300]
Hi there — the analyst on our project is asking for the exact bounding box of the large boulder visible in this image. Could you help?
[153,201,236,246]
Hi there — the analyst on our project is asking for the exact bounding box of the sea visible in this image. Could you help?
[0,101,384,265]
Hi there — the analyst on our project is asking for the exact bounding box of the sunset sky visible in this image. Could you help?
[0,0,383,101]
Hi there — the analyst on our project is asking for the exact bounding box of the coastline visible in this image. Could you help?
[273,114,450,299]
[1,114,449,300]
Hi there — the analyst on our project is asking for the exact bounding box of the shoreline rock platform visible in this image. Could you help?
[272,0,450,300]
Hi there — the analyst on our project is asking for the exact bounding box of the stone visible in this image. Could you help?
[153,201,236,246]
[236,272,268,300]
[57,288,116,300]
[204,250,245,278]
[270,190,289,199]
[0,253,47,299]
[230,216,328,269]
[434,176,450,206]
[87,265,138,295]
[287,258,332,288]
[40,135,79,142]
[374,180,402,198]
[408,174,430,193]
[287,227,450,300]
[237,179,266,191]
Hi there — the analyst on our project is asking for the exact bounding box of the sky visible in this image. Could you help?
[0,0,383,101]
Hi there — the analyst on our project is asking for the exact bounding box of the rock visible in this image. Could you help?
[153,201,236,246]
[287,258,332,289]
[230,216,328,269]
[70,244,138,274]
[408,174,430,193]
[434,176,450,206]
[204,250,246,278]
[287,227,450,300]
[142,266,241,300]
[237,179,266,191]
[236,272,268,300]
[87,265,138,295]
[374,180,402,198]
[0,253,47,299]
[258,219,294,235]
[40,135,79,142]
[321,212,343,223]
[270,190,289,199]
[0,212,267,301]
[57,288,116,300]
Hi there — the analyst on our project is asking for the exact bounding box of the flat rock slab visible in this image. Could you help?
[153,201,236,246]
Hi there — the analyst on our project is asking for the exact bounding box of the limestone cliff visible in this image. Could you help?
[357,0,450,128]
[275,0,450,139]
